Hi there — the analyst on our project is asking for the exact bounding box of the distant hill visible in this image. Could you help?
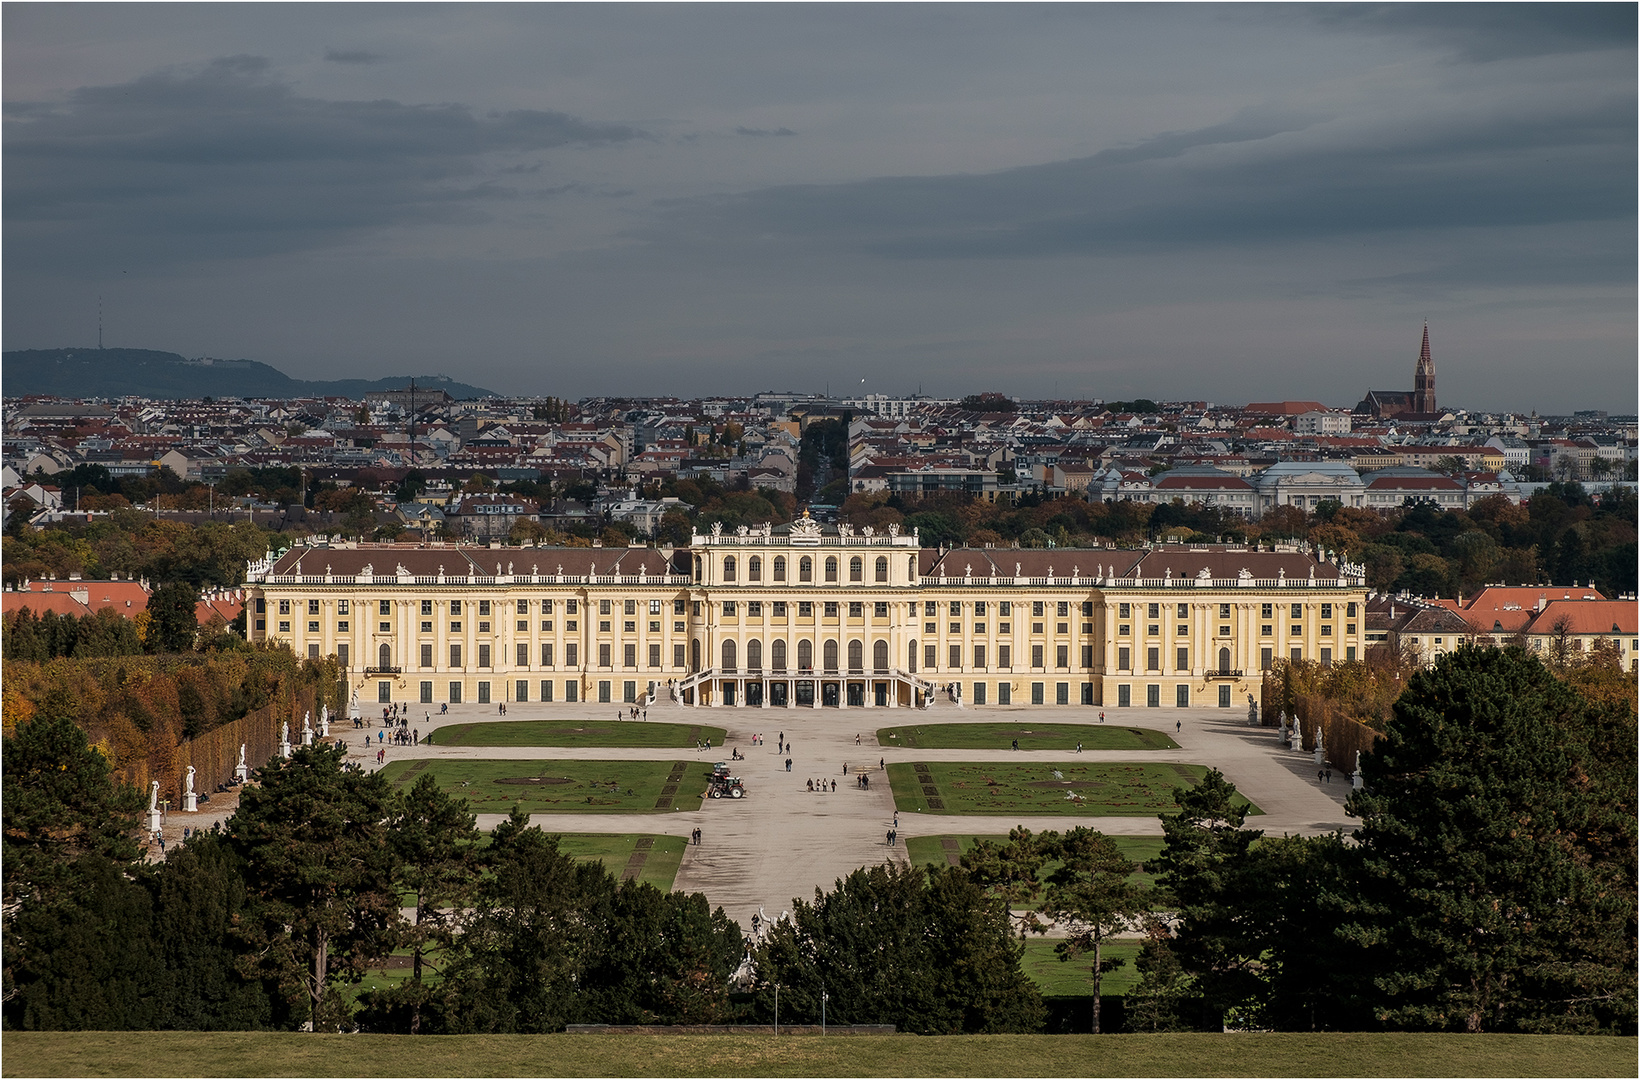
[1,348,496,401]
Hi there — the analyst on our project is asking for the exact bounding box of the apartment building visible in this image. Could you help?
[246,518,1368,711]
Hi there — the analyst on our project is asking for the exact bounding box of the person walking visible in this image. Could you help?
[830,779,836,793]
[786,758,792,772]
[1099,711,1105,723]
[1176,718,1182,734]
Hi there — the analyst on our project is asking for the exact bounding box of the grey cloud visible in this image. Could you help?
[324,48,385,64]
[650,95,1633,286]
[1302,2,1637,62]
[736,126,796,137]
[3,57,646,265]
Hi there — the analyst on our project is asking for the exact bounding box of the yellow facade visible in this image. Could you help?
[246,526,1367,711]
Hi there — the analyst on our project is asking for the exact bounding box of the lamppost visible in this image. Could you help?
[820,987,828,1035]
[773,982,779,1036]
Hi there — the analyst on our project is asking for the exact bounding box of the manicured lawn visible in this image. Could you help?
[555,832,688,892]
[878,723,1177,752]
[7,1032,1633,1078]
[435,719,725,749]
[905,833,1165,890]
[1020,938,1144,997]
[888,761,1261,817]
[379,759,707,813]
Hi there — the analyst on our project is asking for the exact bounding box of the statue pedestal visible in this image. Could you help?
[234,765,249,783]
[147,808,163,834]
[279,739,293,758]
[1352,772,1364,790]
[183,793,198,813]
[319,720,330,737]
[1313,747,1325,767]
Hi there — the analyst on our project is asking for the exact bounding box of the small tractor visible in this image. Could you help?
[707,763,746,799]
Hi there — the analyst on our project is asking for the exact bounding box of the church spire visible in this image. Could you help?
[1414,322,1435,414]
[1418,322,1431,366]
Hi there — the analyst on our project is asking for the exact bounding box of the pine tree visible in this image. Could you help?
[1342,646,1637,1033]
[386,773,479,1033]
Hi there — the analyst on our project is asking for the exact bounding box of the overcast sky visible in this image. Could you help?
[4,3,1634,411]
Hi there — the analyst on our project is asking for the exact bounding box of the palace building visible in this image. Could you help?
[246,517,1368,712]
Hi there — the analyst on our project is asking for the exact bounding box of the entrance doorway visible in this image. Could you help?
[770,682,789,707]
[873,682,888,706]
[822,682,840,707]
[723,683,737,706]
[795,680,814,706]
[747,682,764,707]
[846,682,865,707]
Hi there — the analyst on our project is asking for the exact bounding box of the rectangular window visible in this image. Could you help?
[926,644,938,669]
[309,599,320,615]
[849,602,863,618]
[279,621,291,633]
[565,680,578,703]
[674,643,686,668]
[625,599,637,616]
[1056,645,1069,668]
[773,601,787,617]
[1118,684,1131,707]
[541,643,553,666]
[1176,685,1190,707]
[478,644,490,668]
[517,620,528,632]
[1147,684,1160,708]
[647,643,660,668]
[1219,684,1232,708]
[952,602,963,616]
[1346,646,1357,662]
[379,600,391,616]
[421,643,433,668]
[568,600,580,617]
[479,600,491,617]
[1261,647,1273,670]
[1321,625,1332,636]
[1261,624,1272,637]
[999,644,1012,668]
[1176,625,1187,637]
[422,621,433,633]
[747,602,761,617]
[1219,603,1231,619]
[1081,645,1093,667]
[1032,644,1045,668]
[1177,647,1189,671]
[565,643,578,666]
[449,682,462,703]
[541,679,553,702]
[308,621,320,633]
[1291,603,1303,619]
[279,599,291,615]
[421,599,433,615]
[673,599,685,614]
[1147,603,1160,619]
[1321,603,1333,619]
[1118,603,1131,619]
[950,644,962,669]
[1081,602,1093,616]
[974,601,987,616]
[925,602,938,615]
[256,598,266,614]
[973,645,986,668]
[1119,624,1130,636]
[1346,623,1356,635]
[1118,646,1130,671]
[451,600,462,616]
[420,681,433,703]
[450,644,462,668]
[1001,601,1013,616]
[600,600,612,615]
[1347,602,1358,617]
[515,680,528,702]
[478,621,491,634]
[1056,682,1069,705]
[599,644,612,667]
[798,602,813,617]
[1033,601,1045,617]
[338,600,350,615]
[1147,647,1159,671]
[1176,603,1188,619]
[598,680,611,703]
[625,643,637,668]
[1081,683,1094,705]
[999,683,1012,705]
[951,622,962,634]
[255,620,265,631]
[1321,648,1333,668]
[973,682,987,705]
[623,680,637,703]
[308,643,320,659]
[1261,603,1273,619]
[450,621,462,633]
[477,681,490,704]
[874,602,888,618]
[1031,682,1044,704]
[1292,624,1302,637]
[1291,647,1303,663]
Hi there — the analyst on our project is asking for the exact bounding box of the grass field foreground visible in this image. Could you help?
[379,758,707,813]
[877,722,1178,752]
[888,761,1261,816]
[435,719,726,749]
[4,1032,1632,1078]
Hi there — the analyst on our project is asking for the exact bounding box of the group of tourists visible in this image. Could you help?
[806,777,837,793]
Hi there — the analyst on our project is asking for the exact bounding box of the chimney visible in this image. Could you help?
[1537,596,1547,612]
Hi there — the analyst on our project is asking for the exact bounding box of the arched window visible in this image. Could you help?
[747,639,763,671]
[1218,646,1231,673]
[908,640,918,672]
[798,639,813,670]
[849,556,863,582]
[824,557,838,583]
[847,640,864,672]
[772,639,787,671]
[875,556,889,583]
[773,556,786,582]
[749,556,762,582]
[822,639,838,673]
[799,556,812,582]
[908,555,917,578]
[873,640,889,672]
[723,556,736,582]
[379,643,392,670]
[722,639,737,671]
[691,638,701,672]
[693,555,703,580]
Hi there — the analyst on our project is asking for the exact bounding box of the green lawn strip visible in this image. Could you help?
[878,723,1177,752]
[380,759,706,813]
[437,720,725,749]
[5,1032,1631,1078]
[1020,937,1144,998]
[888,761,1261,817]
[553,832,688,892]
[904,833,1165,895]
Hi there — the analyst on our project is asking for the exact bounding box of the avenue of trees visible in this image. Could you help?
[4,644,1630,1035]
